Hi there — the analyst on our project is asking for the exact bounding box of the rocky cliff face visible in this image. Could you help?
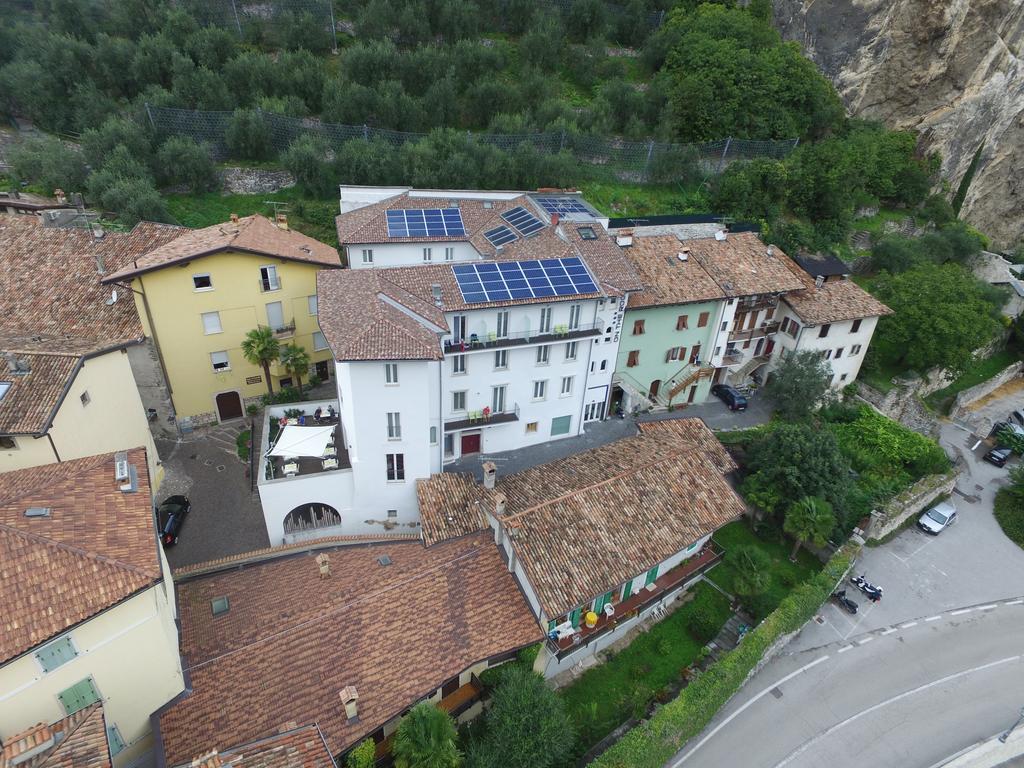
[774,0,1024,250]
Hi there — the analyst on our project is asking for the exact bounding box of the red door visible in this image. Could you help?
[461,433,481,455]
[764,339,775,357]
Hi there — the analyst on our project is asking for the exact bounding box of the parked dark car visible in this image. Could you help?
[711,384,748,411]
[984,446,1013,468]
[157,495,191,546]
[1012,410,1024,427]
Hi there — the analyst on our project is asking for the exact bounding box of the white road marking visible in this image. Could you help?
[977,604,997,611]
[771,655,1024,768]
[858,636,874,645]
[950,608,973,616]
[669,655,831,767]
[837,645,852,654]
[1005,599,1024,606]
[900,621,918,629]
[925,615,943,622]
[881,628,896,635]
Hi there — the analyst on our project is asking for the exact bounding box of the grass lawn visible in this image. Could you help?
[923,350,1019,414]
[558,582,730,757]
[165,187,340,249]
[710,520,822,620]
[851,208,914,238]
[859,357,909,394]
[579,181,708,219]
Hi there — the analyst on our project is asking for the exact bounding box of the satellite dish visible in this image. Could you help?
[105,289,118,306]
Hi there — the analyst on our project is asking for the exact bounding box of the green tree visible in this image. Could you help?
[392,702,460,768]
[728,545,772,596]
[225,108,273,161]
[81,116,154,169]
[241,327,281,397]
[94,177,171,226]
[279,344,311,395]
[764,349,833,421]
[156,136,218,192]
[346,738,376,768]
[9,137,88,194]
[468,666,574,768]
[870,263,1002,375]
[783,496,836,560]
[281,135,335,196]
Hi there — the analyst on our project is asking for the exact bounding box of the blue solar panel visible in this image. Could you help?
[452,258,599,304]
[484,225,518,247]
[502,206,545,237]
[534,197,591,215]
[386,208,466,238]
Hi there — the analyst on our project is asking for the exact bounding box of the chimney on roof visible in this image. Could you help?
[482,461,497,490]
[276,213,289,231]
[5,352,30,376]
[615,229,633,248]
[766,246,775,258]
[494,491,507,517]
[715,230,728,241]
[677,250,689,262]
[230,213,239,224]
[53,189,66,205]
[814,275,825,288]
[3,723,56,766]
[315,552,331,579]
[190,750,223,768]
[550,213,560,227]
[340,687,359,722]
[91,223,104,240]
[431,284,443,306]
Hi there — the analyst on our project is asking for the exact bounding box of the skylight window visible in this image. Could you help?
[0,382,10,402]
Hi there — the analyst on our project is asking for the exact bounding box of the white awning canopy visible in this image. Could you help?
[267,425,335,458]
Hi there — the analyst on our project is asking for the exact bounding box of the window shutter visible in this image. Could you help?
[59,678,99,715]
[36,637,77,672]
[106,725,126,756]
[698,312,710,328]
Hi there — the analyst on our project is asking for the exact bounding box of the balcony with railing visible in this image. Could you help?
[444,403,520,432]
[546,542,724,659]
[443,322,602,355]
[728,321,780,343]
[271,319,296,338]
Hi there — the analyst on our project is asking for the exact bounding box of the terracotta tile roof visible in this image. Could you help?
[684,232,806,298]
[417,420,745,617]
[0,448,161,663]
[779,257,894,324]
[176,726,336,768]
[621,235,728,309]
[158,534,541,764]
[0,215,184,354]
[416,473,490,546]
[0,352,80,435]
[103,215,340,282]
[3,704,112,768]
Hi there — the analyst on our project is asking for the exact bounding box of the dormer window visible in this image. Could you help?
[578,226,597,240]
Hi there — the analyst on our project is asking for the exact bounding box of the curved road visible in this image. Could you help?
[668,600,1024,768]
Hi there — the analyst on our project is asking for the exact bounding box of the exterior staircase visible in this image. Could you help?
[613,370,672,409]
[729,354,770,385]
[667,363,714,403]
[704,612,754,663]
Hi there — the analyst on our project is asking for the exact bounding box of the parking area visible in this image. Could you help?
[640,391,775,430]
[155,421,270,570]
[789,417,1024,652]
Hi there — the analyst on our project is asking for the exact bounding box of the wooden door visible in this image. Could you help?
[216,391,243,421]
[461,433,481,455]
[649,379,661,399]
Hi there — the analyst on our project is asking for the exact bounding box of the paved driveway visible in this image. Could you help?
[788,419,1024,652]
[155,421,269,570]
[640,392,775,430]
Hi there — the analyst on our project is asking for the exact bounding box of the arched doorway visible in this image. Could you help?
[648,379,661,400]
[284,503,341,536]
[215,391,243,422]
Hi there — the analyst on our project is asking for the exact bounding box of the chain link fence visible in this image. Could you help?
[146,105,799,182]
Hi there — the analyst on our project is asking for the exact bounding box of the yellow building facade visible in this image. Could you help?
[104,216,342,425]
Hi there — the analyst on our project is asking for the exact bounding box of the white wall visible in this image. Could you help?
[773,308,879,387]
[346,241,480,269]
[258,469,355,545]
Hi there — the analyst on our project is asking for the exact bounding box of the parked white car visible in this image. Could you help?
[917,500,958,535]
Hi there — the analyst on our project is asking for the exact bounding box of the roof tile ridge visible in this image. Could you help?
[0,521,159,580]
[501,441,706,528]
[43,703,104,765]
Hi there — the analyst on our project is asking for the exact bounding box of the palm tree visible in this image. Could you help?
[783,496,836,561]
[241,326,280,397]
[392,702,461,768]
[729,545,772,596]
[279,343,311,395]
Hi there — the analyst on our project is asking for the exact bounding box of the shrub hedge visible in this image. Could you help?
[590,542,858,767]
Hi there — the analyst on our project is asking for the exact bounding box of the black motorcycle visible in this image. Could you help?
[850,574,883,602]
[832,589,859,614]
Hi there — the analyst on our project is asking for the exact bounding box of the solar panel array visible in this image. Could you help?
[385,208,466,238]
[534,197,591,216]
[452,257,599,304]
[501,206,544,236]
[483,225,517,247]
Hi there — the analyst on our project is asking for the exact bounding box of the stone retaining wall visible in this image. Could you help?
[219,167,295,195]
[949,361,1024,421]
[867,471,958,542]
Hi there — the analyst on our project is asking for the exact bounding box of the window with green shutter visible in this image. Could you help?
[106,725,126,756]
[569,606,583,629]
[35,636,77,672]
[645,565,659,586]
[621,579,633,601]
[547,619,557,633]
[58,678,99,715]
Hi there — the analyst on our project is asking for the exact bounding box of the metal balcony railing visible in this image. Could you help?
[271,320,296,337]
[443,322,602,354]
[444,403,520,431]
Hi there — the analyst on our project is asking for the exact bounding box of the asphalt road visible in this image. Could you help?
[669,601,1024,768]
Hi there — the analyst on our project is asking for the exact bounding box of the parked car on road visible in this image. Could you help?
[990,421,1024,439]
[917,500,958,535]
[158,495,191,546]
[984,446,1013,467]
[1011,410,1024,427]
[711,384,748,411]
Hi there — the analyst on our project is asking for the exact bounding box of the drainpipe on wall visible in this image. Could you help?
[46,433,61,463]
